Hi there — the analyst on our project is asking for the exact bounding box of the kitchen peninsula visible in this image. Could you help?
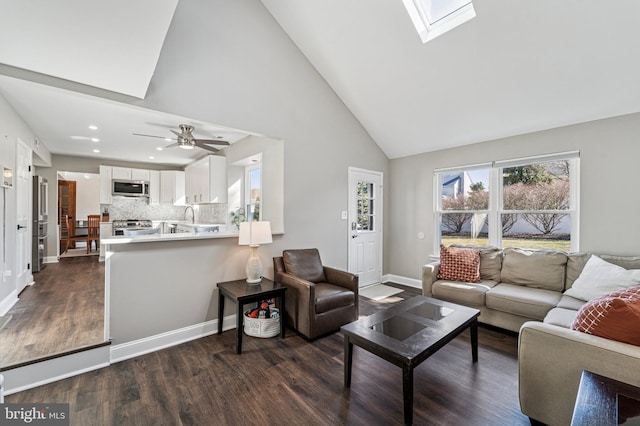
[102,230,257,362]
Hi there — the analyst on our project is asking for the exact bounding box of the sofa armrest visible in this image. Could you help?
[518,321,640,426]
[324,266,359,293]
[422,261,440,297]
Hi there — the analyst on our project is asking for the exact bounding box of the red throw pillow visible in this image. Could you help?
[571,285,640,346]
[437,245,481,283]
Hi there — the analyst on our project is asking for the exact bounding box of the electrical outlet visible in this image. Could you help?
[341,211,348,220]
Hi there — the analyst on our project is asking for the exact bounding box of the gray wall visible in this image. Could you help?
[387,112,640,280]
[128,0,390,270]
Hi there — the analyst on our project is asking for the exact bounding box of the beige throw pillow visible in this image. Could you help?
[564,255,640,301]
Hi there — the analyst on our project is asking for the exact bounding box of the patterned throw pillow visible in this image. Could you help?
[571,285,640,346]
[437,245,481,283]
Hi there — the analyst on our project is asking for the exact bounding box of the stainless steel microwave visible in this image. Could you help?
[112,180,149,197]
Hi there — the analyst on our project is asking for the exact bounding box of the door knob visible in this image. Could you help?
[352,234,358,239]
[17,225,27,230]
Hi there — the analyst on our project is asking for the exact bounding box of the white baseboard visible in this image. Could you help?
[110,315,237,363]
[382,274,422,289]
[44,256,59,264]
[0,290,18,316]
[2,345,110,395]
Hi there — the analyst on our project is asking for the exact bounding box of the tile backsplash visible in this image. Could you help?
[102,197,228,224]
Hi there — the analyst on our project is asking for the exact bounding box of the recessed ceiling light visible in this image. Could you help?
[71,136,90,140]
[88,125,98,130]
[91,138,100,142]
[165,138,172,142]
[149,156,155,160]
[93,149,100,153]
[156,147,163,151]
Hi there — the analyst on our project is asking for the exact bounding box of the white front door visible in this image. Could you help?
[348,168,383,287]
[16,139,32,293]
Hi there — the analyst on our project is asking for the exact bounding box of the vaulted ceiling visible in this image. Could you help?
[1,0,639,163]
[261,0,640,158]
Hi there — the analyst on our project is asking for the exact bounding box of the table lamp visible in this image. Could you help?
[238,221,272,283]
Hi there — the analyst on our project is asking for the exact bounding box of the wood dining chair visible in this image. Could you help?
[60,214,87,255]
[87,215,101,253]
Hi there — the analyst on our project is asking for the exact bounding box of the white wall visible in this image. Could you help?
[132,0,390,271]
[387,112,640,280]
[58,171,100,220]
[0,93,50,310]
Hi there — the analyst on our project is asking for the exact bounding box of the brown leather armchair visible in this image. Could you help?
[274,249,358,340]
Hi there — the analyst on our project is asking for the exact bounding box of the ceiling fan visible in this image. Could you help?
[133,124,231,152]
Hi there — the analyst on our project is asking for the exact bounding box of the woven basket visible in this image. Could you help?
[243,308,280,338]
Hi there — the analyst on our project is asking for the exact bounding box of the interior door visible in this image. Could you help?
[58,179,77,249]
[348,168,383,287]
[16,139,32,294]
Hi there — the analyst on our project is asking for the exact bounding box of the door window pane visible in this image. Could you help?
[357,181,375,231]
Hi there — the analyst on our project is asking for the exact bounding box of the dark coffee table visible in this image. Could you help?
[341,295,480,425]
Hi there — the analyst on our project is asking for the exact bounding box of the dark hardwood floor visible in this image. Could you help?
[1,256,105,368]
[6,283,529,425]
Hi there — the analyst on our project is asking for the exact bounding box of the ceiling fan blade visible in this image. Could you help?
[170,129,182,138]
[195,139,230,146]
[195,142,219,152]
[165,142,179,149]
[133,133,168,139]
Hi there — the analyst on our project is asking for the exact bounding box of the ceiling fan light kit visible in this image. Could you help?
[133,124,231,153]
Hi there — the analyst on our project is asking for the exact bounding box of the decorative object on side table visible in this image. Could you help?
[238,221,272,284]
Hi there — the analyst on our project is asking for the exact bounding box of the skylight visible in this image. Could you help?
[402,0,476,43]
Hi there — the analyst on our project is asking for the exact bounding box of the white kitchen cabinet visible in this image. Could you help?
[111,166,131,180]
[160,170,185,205]
[148,170,160,205]
[112,167,150,181]
[99,165,112,204]
[185,155,227,204]
[132,168,150,181]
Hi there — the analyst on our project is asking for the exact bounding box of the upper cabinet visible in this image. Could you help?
[112,166,150,181]
[160,170,185,205]
[99,165,112,204]
[148,170,160,205]
[185,155,227,204]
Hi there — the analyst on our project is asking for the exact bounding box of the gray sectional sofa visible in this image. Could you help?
[422,247,640,426]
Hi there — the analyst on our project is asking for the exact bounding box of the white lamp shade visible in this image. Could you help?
[238,221,273,246]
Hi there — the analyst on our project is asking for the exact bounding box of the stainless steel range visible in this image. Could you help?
[112,219,160,236]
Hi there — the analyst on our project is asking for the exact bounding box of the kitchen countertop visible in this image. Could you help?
[102,230,239,245]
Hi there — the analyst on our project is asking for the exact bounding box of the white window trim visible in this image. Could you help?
[434,153,580,254]
[402,0,476,43]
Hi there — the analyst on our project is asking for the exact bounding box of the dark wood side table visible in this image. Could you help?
[571,370,640,425]
[217,278,286,354]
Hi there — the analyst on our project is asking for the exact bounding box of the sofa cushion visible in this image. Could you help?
[437,245,481,283]
[500,247,567,292]
[451,245,502,282]
[314,283,354,314]
[564,255,640,301]
[432,279,497,307]
[544,307,579,329]
[556,295,586,311]
[571,285,640,346]
[486,283,561,320]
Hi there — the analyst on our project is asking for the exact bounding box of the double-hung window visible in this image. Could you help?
[434,152,579,252]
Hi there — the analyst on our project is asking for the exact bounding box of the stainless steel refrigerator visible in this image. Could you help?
[32,175,48,272]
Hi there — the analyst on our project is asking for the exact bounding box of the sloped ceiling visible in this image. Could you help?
[0,0,178,98]
[261,0,640,159]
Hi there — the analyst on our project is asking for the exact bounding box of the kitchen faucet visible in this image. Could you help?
[184,206,195,224]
